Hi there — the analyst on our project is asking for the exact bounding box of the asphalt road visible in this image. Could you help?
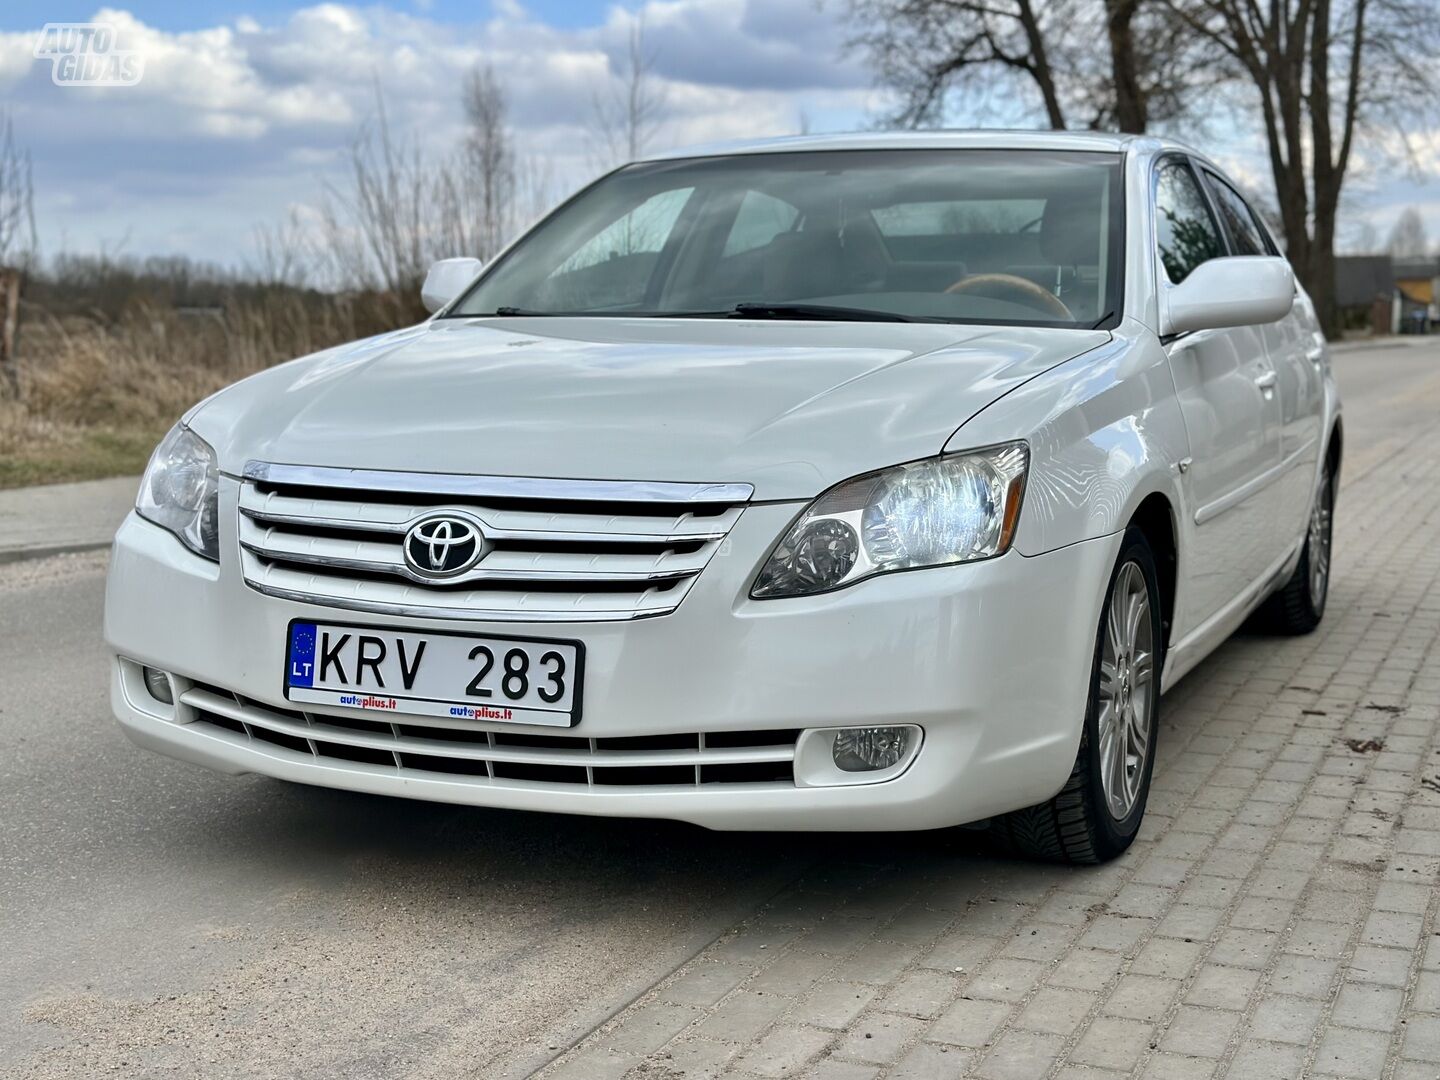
[0,553,814,1079]
[2,337,1436,1079]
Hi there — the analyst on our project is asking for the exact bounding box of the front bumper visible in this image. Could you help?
[105,490,1119,831]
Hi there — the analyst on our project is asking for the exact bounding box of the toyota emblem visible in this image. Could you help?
[403,513,486,578]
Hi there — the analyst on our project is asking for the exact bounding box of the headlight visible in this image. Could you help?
[751,442,1028,599]
[137,423,221,561]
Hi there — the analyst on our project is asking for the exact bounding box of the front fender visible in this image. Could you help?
[947,324,1192,559]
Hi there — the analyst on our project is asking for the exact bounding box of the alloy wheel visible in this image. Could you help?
[1097,561,1154,821]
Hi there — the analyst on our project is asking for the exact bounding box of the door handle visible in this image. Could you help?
[1305,347,1324,366]
[1254,371,1278,392]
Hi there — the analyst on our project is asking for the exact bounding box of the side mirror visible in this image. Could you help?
[420,257,484,314]
[1160,256,1295,336]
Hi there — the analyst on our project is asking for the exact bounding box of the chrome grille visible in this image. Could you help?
[181,683,798,787]
[237,462,751,621]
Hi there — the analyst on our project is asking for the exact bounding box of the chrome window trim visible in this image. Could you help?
[1150,152,1226,289]
[241,461,754,505]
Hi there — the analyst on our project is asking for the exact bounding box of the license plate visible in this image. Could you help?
[283,620,583,727]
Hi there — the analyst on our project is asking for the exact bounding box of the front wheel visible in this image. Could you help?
[992,527,1162,864]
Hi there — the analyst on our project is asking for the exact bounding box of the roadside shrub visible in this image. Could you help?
[0,282,413,487]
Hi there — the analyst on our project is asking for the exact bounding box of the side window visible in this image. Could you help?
[1203,172,1274,257]
[1154,161,1224,284]
[722,191,799,257]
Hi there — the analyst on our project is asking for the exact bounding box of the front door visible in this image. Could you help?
[1200,168,1324,551]
[1155,159,1283,630]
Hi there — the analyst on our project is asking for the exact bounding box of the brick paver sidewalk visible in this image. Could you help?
[538,406,1440,1079]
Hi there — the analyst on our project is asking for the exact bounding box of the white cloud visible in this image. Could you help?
[1,1,872,263]
[1,1,1434,265]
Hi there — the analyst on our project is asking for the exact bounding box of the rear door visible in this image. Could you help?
[1155,157,1283,626]
[1200,168,1323,543]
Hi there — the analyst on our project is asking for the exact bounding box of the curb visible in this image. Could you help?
[0,473,138,568]
[0,540,113,566]
[1330,336,1438,353]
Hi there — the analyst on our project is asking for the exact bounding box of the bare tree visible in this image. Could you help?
[1170,0,1439,335]
[844,0,1070,128]
[461,64,515,260]
[434,64,560,265]
[511,153,559,237]
[841,0,1210,133]
[1061,0,1215,130]
[591,18,668,167]
[1386,207,1429,259]
[0,113,35,268]
[1102,0,1146,132]
[1341,218,1380,253]
[249,208,315,289]
[0,110,35,394]
[316,84,436,307]
[312,79,556,309]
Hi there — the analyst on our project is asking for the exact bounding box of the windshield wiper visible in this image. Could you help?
[491,306,560,316]
[728,302,920,323]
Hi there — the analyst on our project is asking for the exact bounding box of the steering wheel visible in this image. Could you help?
[944,273,1074,320]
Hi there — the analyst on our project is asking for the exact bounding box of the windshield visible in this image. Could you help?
[449,149,1124,328]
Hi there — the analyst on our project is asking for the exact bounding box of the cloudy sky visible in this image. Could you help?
[3,0,1437,271]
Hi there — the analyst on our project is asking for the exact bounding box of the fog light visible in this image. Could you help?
[142,666,174,705]
[832,726,910,772]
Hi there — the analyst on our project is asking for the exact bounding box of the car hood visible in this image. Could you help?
[192,317,1109,501]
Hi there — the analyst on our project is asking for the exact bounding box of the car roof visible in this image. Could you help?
[642,129,1197,162]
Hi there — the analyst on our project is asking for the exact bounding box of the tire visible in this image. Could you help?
[1256,463,1334,635]
[992,526,1163,864]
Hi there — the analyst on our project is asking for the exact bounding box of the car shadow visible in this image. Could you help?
[162,772,1013,912]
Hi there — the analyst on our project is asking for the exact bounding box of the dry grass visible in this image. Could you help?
[0,292,408,488]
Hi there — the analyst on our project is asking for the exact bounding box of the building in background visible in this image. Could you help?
[1335,255,1439,336]
[1335,256,1398,336]
[1393,258,1440,335]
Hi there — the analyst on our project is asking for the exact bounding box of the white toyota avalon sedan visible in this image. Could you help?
[106,131,1339,863]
